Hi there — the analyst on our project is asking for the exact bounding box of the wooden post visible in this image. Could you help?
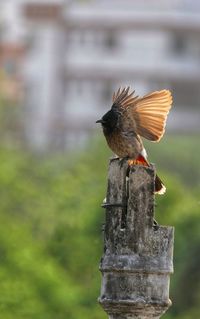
[99,158,174,319]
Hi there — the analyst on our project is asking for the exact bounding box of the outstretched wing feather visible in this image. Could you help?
[132,90,172,141]
[112,87,172,142]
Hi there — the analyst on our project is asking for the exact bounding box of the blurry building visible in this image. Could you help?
[23,2,66,149]
[0,0,200,151]
[0,43,25,101]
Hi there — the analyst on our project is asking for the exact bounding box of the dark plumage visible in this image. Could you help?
[96,87,173,194]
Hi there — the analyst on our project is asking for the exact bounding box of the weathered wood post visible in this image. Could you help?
[99,158,174,319]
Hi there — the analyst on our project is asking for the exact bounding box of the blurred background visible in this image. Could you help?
[0,0,200,318]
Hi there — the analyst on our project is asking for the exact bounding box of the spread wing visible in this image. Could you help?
[112,87,173,142]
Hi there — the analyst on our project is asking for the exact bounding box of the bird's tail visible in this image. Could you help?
[128,154,166,195]
[154,174,166,195]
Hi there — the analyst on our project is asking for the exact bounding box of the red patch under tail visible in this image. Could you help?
[128,154,166,195]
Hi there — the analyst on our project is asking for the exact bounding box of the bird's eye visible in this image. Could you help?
[101,120,107,126]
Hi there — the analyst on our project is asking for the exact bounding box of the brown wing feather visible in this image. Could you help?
[132,90,173,141]
[112,87,138,108]
[112,87,172,142]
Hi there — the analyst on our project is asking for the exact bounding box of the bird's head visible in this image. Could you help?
[96,108,120,134]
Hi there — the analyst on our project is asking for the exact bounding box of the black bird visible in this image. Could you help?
[96,87,173,194]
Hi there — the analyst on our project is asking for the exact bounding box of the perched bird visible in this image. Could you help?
[96,87,173,194]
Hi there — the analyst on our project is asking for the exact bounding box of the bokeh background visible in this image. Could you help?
[0,0,200,318]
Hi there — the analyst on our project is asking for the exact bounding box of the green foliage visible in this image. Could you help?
[0,97,25,148]
[0,135,199,318]
[145,134,200,187]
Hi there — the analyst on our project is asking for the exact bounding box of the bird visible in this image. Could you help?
[96,87,173,194]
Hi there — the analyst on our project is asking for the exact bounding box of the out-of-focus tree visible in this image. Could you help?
[0,137,199,318]
[0,71,26,148]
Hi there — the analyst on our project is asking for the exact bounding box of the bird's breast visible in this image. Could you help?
[104,129,143,158]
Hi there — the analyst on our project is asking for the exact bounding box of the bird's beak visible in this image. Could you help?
[96,119,104,124]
